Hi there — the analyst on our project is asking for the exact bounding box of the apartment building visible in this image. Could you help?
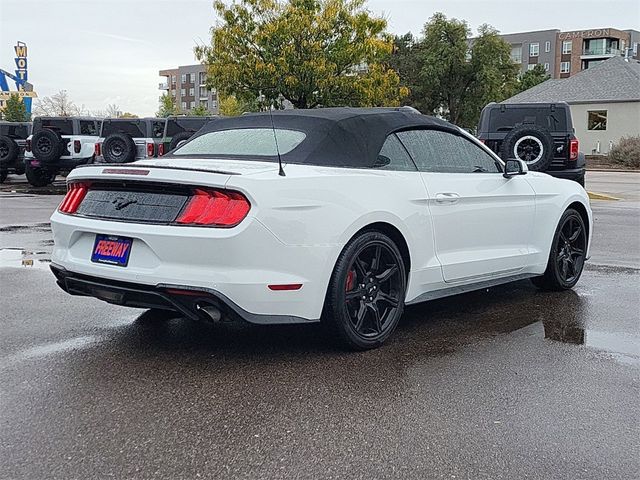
[159,64,219,114]
[496,27,639,79]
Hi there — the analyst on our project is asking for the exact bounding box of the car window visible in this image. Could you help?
[397,129,500,173]
[173,128,306,157]
[79,121,97,136]
[152,121,165,138]
[38,119,73,135]
[101,121,145,138]
[376,134,417,171]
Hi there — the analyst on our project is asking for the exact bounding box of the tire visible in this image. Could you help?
[169,131,193,150]
[102,133,136,163]
[25,165,56,187]
[531,208,587,291]
[0,170,7,183]
[324,231,407,350]
[0,136,19,166]
[31,129,63,163]
[499,125,554,172]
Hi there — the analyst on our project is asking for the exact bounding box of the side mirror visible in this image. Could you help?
[503,158,528,178]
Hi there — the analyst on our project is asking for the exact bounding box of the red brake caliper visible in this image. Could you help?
[345,270,356,292]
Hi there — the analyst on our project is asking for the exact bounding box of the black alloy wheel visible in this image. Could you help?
[325,231,406,350]
[532,209,587,290]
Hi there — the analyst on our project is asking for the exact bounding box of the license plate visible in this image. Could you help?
[91,234,133,267]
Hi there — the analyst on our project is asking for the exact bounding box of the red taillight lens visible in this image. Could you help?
[95,142,101,157]
[59,182,90,214]
[176,188,251,227]
[26,139,31,152]
[158,143,165,156]
[74,140,81,154]
[147,142,155,157]
[569,139,579,161]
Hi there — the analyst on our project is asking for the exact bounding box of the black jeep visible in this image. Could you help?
[161,116,218,154]
[477,102,585,186]
[0,121,31,183]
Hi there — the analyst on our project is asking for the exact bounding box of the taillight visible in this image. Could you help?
[58,182,90,214]
[569,139,579,161]
[26,139,31,152]
[176,188,251,227]
[147,142,155,157]
[95,142,101,157]
[158,143,165,156]
[74,140,81,154]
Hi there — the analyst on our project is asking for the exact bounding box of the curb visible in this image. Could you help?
[587,168,640,173]
[587,191,620,201]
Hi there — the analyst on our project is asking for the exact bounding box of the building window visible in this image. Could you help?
[634,42,638,55]
[199,72,206,85]
[211,100,218,108]
[545,41,551,52]
[560,61,571,73]
[180,88,186,96]
[510,45,522,64]
[200,100,208,108]
[181,74,187,83]
[587,111,607,131]
[199,87,208,97]
[181,101,187,110]
[527,64,536,71]
[562,40,572,54]
[171,75,176,84]
[189,88,195,96]
[171,89,176,96]
[544,63,549,71]
[529,43,539,57]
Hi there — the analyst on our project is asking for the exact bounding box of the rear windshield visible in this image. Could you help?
[35,119,73,135]
[0,124,30,138]
[101,120,145,138]
[165,118,210,137]
[488,107,567,132]
[172,128,306,157]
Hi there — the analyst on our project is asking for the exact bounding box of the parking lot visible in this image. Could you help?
[1,171,638,479]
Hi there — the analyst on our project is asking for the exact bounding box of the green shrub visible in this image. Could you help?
[609,136,640,169]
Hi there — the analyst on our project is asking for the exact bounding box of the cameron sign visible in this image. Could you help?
[559,29,611,40]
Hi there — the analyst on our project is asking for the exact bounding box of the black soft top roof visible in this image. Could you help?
[175,107,458,168]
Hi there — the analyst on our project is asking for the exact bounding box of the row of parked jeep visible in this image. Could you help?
[0,116,216,186]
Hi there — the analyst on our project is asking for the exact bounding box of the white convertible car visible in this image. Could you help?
[50,108,592,349]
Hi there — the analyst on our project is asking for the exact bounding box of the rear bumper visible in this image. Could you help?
[50,210,338,323]
[24,156,93,171]
[545,167,585,181]
[50,264,314,324]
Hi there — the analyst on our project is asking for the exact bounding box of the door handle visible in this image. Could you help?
[435,192,460,204]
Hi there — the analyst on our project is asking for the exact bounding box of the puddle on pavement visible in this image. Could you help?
[0,248,51,270]
[543,318,640,366]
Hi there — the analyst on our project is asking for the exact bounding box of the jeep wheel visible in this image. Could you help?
[169,131,193,150]
[103,133,136,163]
[25,165,56,187]
[0,135,19,166]
[0,170,7,183]
[500,125,554,172]
[31,129,63,163]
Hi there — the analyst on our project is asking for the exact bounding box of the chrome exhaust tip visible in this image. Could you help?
[196,303,222,323]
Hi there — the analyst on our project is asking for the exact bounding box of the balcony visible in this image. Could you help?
[582,47,621,58]
[158,82,168,90]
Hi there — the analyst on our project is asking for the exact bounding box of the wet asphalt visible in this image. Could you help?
[0,172,639,479]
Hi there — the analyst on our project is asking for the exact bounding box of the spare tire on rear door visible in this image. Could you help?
[169,131,193,150]
[499,124,554,172]
[103,132,136,163]
[0,136,19,166]
[32,129,64,163]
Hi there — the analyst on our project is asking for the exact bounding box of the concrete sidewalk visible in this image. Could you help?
[586,171,640,202]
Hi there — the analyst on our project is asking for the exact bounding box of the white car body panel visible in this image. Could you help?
[24,134,97,161]
[50,149,592,324]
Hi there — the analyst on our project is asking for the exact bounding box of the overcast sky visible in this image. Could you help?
[1,0,638,116]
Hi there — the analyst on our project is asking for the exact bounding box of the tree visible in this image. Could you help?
[33,90,82,116]
[195,0,407,109]
[387,33,425,110]
[516,64,550,94]
[157,94,178,117]
[190,104,209,116]
[410,13,518,128]
[120,112,138,118]
[105,103,121,117]
[2,94,29,122]
[218,94,249,116]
